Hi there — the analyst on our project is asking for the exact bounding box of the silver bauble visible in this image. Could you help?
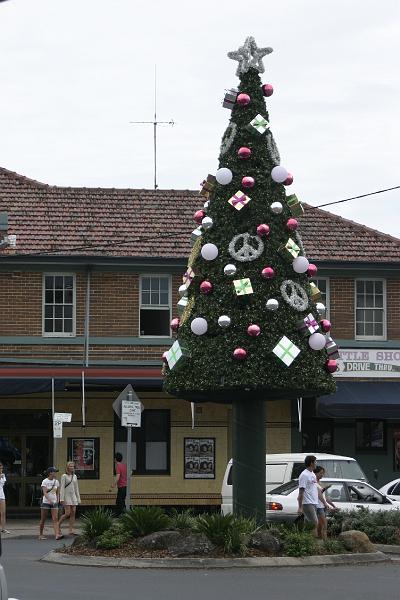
[218,315,231,328]
[224,263,237,276]
[316,302,326,317]
[201,216,213,230]
[203,200,210,209]
[270,201,283,214]
[266,298,279,311]
[178,284,188,298]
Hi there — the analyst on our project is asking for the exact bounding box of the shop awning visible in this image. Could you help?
[317,382,400,419]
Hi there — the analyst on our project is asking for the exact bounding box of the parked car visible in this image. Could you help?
[379,478,400,502]
[265,478,400,522]
[0,534,19,600]
[221,453,367,515]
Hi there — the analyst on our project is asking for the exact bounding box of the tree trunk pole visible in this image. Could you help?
[232,397,266,524]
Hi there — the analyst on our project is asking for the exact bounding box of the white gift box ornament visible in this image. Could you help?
[273,336,300,366]
[247,113,269,135]
[177,296,189,315]
[166,340,190,370]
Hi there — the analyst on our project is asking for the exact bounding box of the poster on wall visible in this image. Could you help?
[394,430,400,471]
[184,438,215,479]
[68,437,100,479]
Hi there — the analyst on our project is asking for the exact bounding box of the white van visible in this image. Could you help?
[221,453,367,515]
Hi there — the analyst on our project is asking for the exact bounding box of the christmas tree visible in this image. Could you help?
[164,37,338,403]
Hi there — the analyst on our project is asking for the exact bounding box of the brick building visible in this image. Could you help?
[0,166,400,514]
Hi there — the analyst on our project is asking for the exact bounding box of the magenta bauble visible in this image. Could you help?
[233,347,247,361]
[200,280,213,295]
[320,319,332,333]
[261,267,275,279]
[237,93,251,106]
[286,218,298,231]
[194,209,205,224]
[237,146,252,159]
[284,173,294,186]
[242,176,255,188]
[307,263,318,277]
[247,324,261,337]
[326,359,338,373]
[162,351,168,364]
[262,83,274,97]
[257,223,270,237]
[170,317,180,332]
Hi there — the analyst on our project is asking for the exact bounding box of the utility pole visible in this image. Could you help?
[130,66,175,190]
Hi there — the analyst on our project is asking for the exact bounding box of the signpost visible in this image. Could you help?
[113,385,143,511]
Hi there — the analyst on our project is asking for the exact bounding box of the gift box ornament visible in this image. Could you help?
[200,174,216,197]
[325,336,340,360]
[297,313,320,336]
[177,296,189,316]
[233,277,253,296]
[247,114,269,135]
[310,282,322,301]
[273,336,301,367]
[190,226,203,246]
[165,340,190,371]
[223,88,238,110]
[286,194,304,218]
[279,237,300,260]
[182,266,195,288]
[228,190,251,211]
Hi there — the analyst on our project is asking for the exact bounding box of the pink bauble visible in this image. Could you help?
[170,317,180,332]
[307,263,318,277]
[320,319,332,333]
[194,209,205,224]
[237,146,252,159]
[326,359,338,373]
[233,347,247,361]
[257,223,270,237]
[237,93,251,106]
[162,351,168,364]
[242,176,255,188]
[200,280,213,295]
[286,218,298,231]
[261,267,275,279]
[284,173,294,186]
[262,83,274,97]
[247,324,261,337]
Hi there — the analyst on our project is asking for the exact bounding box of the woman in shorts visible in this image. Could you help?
[0,462,10,534]
[39,467,63,540]
[314,466,338,540]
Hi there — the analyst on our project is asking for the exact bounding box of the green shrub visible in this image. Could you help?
[323,538,347,555]
[120,506,170,537]
[169,508,196,530]
[363,525,400,545]
[281,529,316,557]
[81,507,113,541]
[96,525,130,549]
[332,508,400,544]
[195,513,258,556]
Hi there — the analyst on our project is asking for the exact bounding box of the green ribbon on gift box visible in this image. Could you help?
[234,278,252,295]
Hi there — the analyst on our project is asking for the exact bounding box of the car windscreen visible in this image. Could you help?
[268,480,298,495]
[317,460,367,480]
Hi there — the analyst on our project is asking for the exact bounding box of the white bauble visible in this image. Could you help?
[216,167,233,185]
[308,332,326,351]
[316,302,326,317]
[218,315,231,328]
[266,298,279,311]
[191,317,208,335]
[203,200,210,209]
[292,256,310,274]
[201,216,213,230]
[178,284,188,297]
[271,165,288,183]
[201,243,218,261]
[223,263,237,276]
[270,201,283,214]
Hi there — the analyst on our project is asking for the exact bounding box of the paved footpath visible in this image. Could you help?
[0,536,399,600]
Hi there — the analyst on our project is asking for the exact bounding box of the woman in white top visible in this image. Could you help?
[0,462,10,534]
[39,467,63,540]
[314,466,338,540]
[58,461,81,536]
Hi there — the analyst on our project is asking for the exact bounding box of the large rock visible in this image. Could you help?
[167,531,215,557]
[137,530,181,550]
[338,530,375,553]
[249,530,282,555]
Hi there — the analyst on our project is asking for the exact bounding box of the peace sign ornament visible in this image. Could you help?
[229,232,264,263]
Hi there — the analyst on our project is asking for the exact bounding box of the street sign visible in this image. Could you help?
[53,419,63,439]
[112,384,141,419]
[54,412,72,422]
[121,400,142,427]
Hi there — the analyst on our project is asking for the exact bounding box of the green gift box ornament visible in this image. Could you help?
[177,296,189,315]
[247,113,269,135]
[286,194,304,218]
[272,336,301,367]
[233,277,253,296]
[190,227,203,246]
[279,237,300,260]
[166,340,190,371]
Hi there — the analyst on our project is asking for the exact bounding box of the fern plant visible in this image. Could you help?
[169,508,196,530]
[120,506,170,537]
[81,507,113,541]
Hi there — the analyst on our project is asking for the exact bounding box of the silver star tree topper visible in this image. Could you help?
[228,37,273,77]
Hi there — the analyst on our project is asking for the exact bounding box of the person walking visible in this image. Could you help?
[314,466,338,540]
[0,462,10,534]
[297,455,318,536]
[58,461,81,536]
[39,467,63,540]
[112,452,127,515]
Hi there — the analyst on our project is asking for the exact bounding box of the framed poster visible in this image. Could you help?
[184,438,215,479]
[394,429,400,471]
[67,437,100,479]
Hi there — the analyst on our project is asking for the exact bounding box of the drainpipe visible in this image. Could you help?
[83,267,91,368]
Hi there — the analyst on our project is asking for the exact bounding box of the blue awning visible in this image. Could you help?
[317,382,400,419]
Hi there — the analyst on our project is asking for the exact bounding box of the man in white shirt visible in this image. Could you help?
[297,455,318,535]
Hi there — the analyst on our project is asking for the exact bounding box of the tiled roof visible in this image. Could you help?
[1,166,400,263]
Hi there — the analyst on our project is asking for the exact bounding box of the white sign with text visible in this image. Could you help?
[334,349,400,378]
[121,400,142,427]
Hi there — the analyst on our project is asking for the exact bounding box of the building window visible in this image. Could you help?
[42,274,75,336]
[302,419,334,453]
[356,420,386,452]
[114,410,170,475]
[139,275,171,336]
[355,279,386,340]
[314,278,330,318]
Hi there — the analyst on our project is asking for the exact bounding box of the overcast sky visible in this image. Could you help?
[1,0,399,238]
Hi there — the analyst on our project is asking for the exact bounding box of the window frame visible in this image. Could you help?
[354,278,386,341]
[355,419,387,453]
[139,274,172,338]
[42,272,76,338]
[313,277,330,320]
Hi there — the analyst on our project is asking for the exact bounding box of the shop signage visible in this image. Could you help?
[334,349,400,378]
[121,400,142,427]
